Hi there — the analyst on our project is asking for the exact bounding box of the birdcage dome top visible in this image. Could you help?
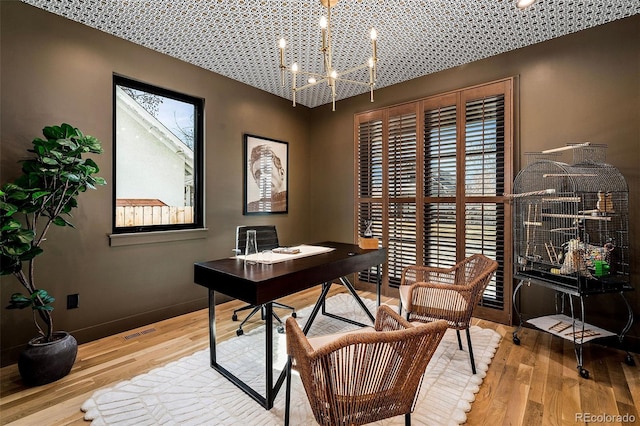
[513,160,628,195]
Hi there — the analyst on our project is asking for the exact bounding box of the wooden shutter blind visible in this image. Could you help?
[424,102,458,269]
[357,115,384,284]
[354,78,513,324]
[387,110,418,286]
[424,104,457,198]
[464,95,506,311]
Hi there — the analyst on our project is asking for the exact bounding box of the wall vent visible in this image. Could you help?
[123,328,157,340]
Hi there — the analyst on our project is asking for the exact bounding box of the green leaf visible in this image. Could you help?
[42,124,72,140]
[83,135,103,153]
[14,229,36,244]
[33,289,54,303]
[1,219,22,231]
[61,123,79,138]
[7,293,32,310]
[32,190,50,201]
[41,157,58,166]
[3,242,33,257]
[0,202,18,216]
[52,216,70,227]
[61,172,80,183]
[18,246,43,261]
[29,289,55,312]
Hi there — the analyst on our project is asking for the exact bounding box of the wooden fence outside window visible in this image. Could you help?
[115,206,194,227]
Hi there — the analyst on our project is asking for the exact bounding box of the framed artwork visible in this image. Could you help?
[243,134,289,215]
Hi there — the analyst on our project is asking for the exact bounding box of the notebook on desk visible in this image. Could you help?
[272,247,301,254]
[237,245,334,264]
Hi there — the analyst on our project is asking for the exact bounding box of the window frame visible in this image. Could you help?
[112,75,205,234]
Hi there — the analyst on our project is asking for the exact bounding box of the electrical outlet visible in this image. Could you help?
[67,293,79,309]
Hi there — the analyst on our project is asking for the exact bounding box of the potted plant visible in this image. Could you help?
[0,123,105,386]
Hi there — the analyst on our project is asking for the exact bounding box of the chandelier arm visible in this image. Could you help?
[333,78,372,87]
[290,70,326,79]
[335,63,375,77]
[296,78,329,91]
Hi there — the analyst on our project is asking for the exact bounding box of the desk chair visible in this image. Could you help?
[284,306,447,426]
[232,225,296,336]
[398,253,498,374]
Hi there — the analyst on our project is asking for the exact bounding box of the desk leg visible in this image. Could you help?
[207,291,276,409]
[264,302,274,409]
[208,289,216,366]
[313,277,376,330]
[339,276,376,324]
[303,282,333,335]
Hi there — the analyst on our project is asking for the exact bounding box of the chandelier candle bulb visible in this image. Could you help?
[370,28,378,59]
[278,38,286,86]
[320,16,327,50]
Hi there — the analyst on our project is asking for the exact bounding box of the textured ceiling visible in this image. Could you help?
[22,0,640,108]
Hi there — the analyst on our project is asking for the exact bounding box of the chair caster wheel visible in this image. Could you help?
[232,314,238,321]
[513,335,520,345]
[625,354,635,366]
[277,326,285,334]
[579,367,589,379]
[236,329,244,336]
[291,312,297,318]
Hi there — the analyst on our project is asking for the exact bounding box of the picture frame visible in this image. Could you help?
[243,134,289,215]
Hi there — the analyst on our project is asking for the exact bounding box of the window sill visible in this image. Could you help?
[108,228,209,247]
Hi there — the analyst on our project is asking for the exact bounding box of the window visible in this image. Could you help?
[355,79,513,324]
[113,75,204,233]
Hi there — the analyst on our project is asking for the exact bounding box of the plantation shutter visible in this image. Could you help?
[387,107,418,286]
[423,100,458,269]
[354,78,513,324]
[356,112,384,284]
[464,94,507,311]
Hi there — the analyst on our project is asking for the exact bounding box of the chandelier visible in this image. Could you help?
[278,0,378,111]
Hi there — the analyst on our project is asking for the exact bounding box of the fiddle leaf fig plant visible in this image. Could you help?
[0,123,106,342]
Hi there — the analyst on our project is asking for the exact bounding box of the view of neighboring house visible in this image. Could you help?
[115,86,194,226]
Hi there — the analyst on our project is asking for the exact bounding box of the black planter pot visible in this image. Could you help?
[18,331,78,386]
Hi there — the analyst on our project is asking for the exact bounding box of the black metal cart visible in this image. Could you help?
[512,272,634,378]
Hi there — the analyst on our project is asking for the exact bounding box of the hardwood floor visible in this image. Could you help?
[1,286,638,425]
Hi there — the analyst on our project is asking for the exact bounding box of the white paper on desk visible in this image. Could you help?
[236,245,335,264]
[526,314,615,343]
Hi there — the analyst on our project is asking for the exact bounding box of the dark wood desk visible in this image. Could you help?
[194,241,386,409]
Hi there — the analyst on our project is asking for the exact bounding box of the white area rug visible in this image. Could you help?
[81,294,501,425]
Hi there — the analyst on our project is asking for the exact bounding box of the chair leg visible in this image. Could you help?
[405,412,411,426]
[232,304,256,317]
[285,357,292,426]
[456,330,463,350]
[465,328,477,375]
[238,306,262,332]
[273,301,295,312]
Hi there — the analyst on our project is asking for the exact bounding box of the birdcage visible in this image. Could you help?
[511,144,634,378]
[512,144,630,292]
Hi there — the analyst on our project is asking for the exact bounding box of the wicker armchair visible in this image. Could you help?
[398,253,498,374]
[284,305,447,426]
